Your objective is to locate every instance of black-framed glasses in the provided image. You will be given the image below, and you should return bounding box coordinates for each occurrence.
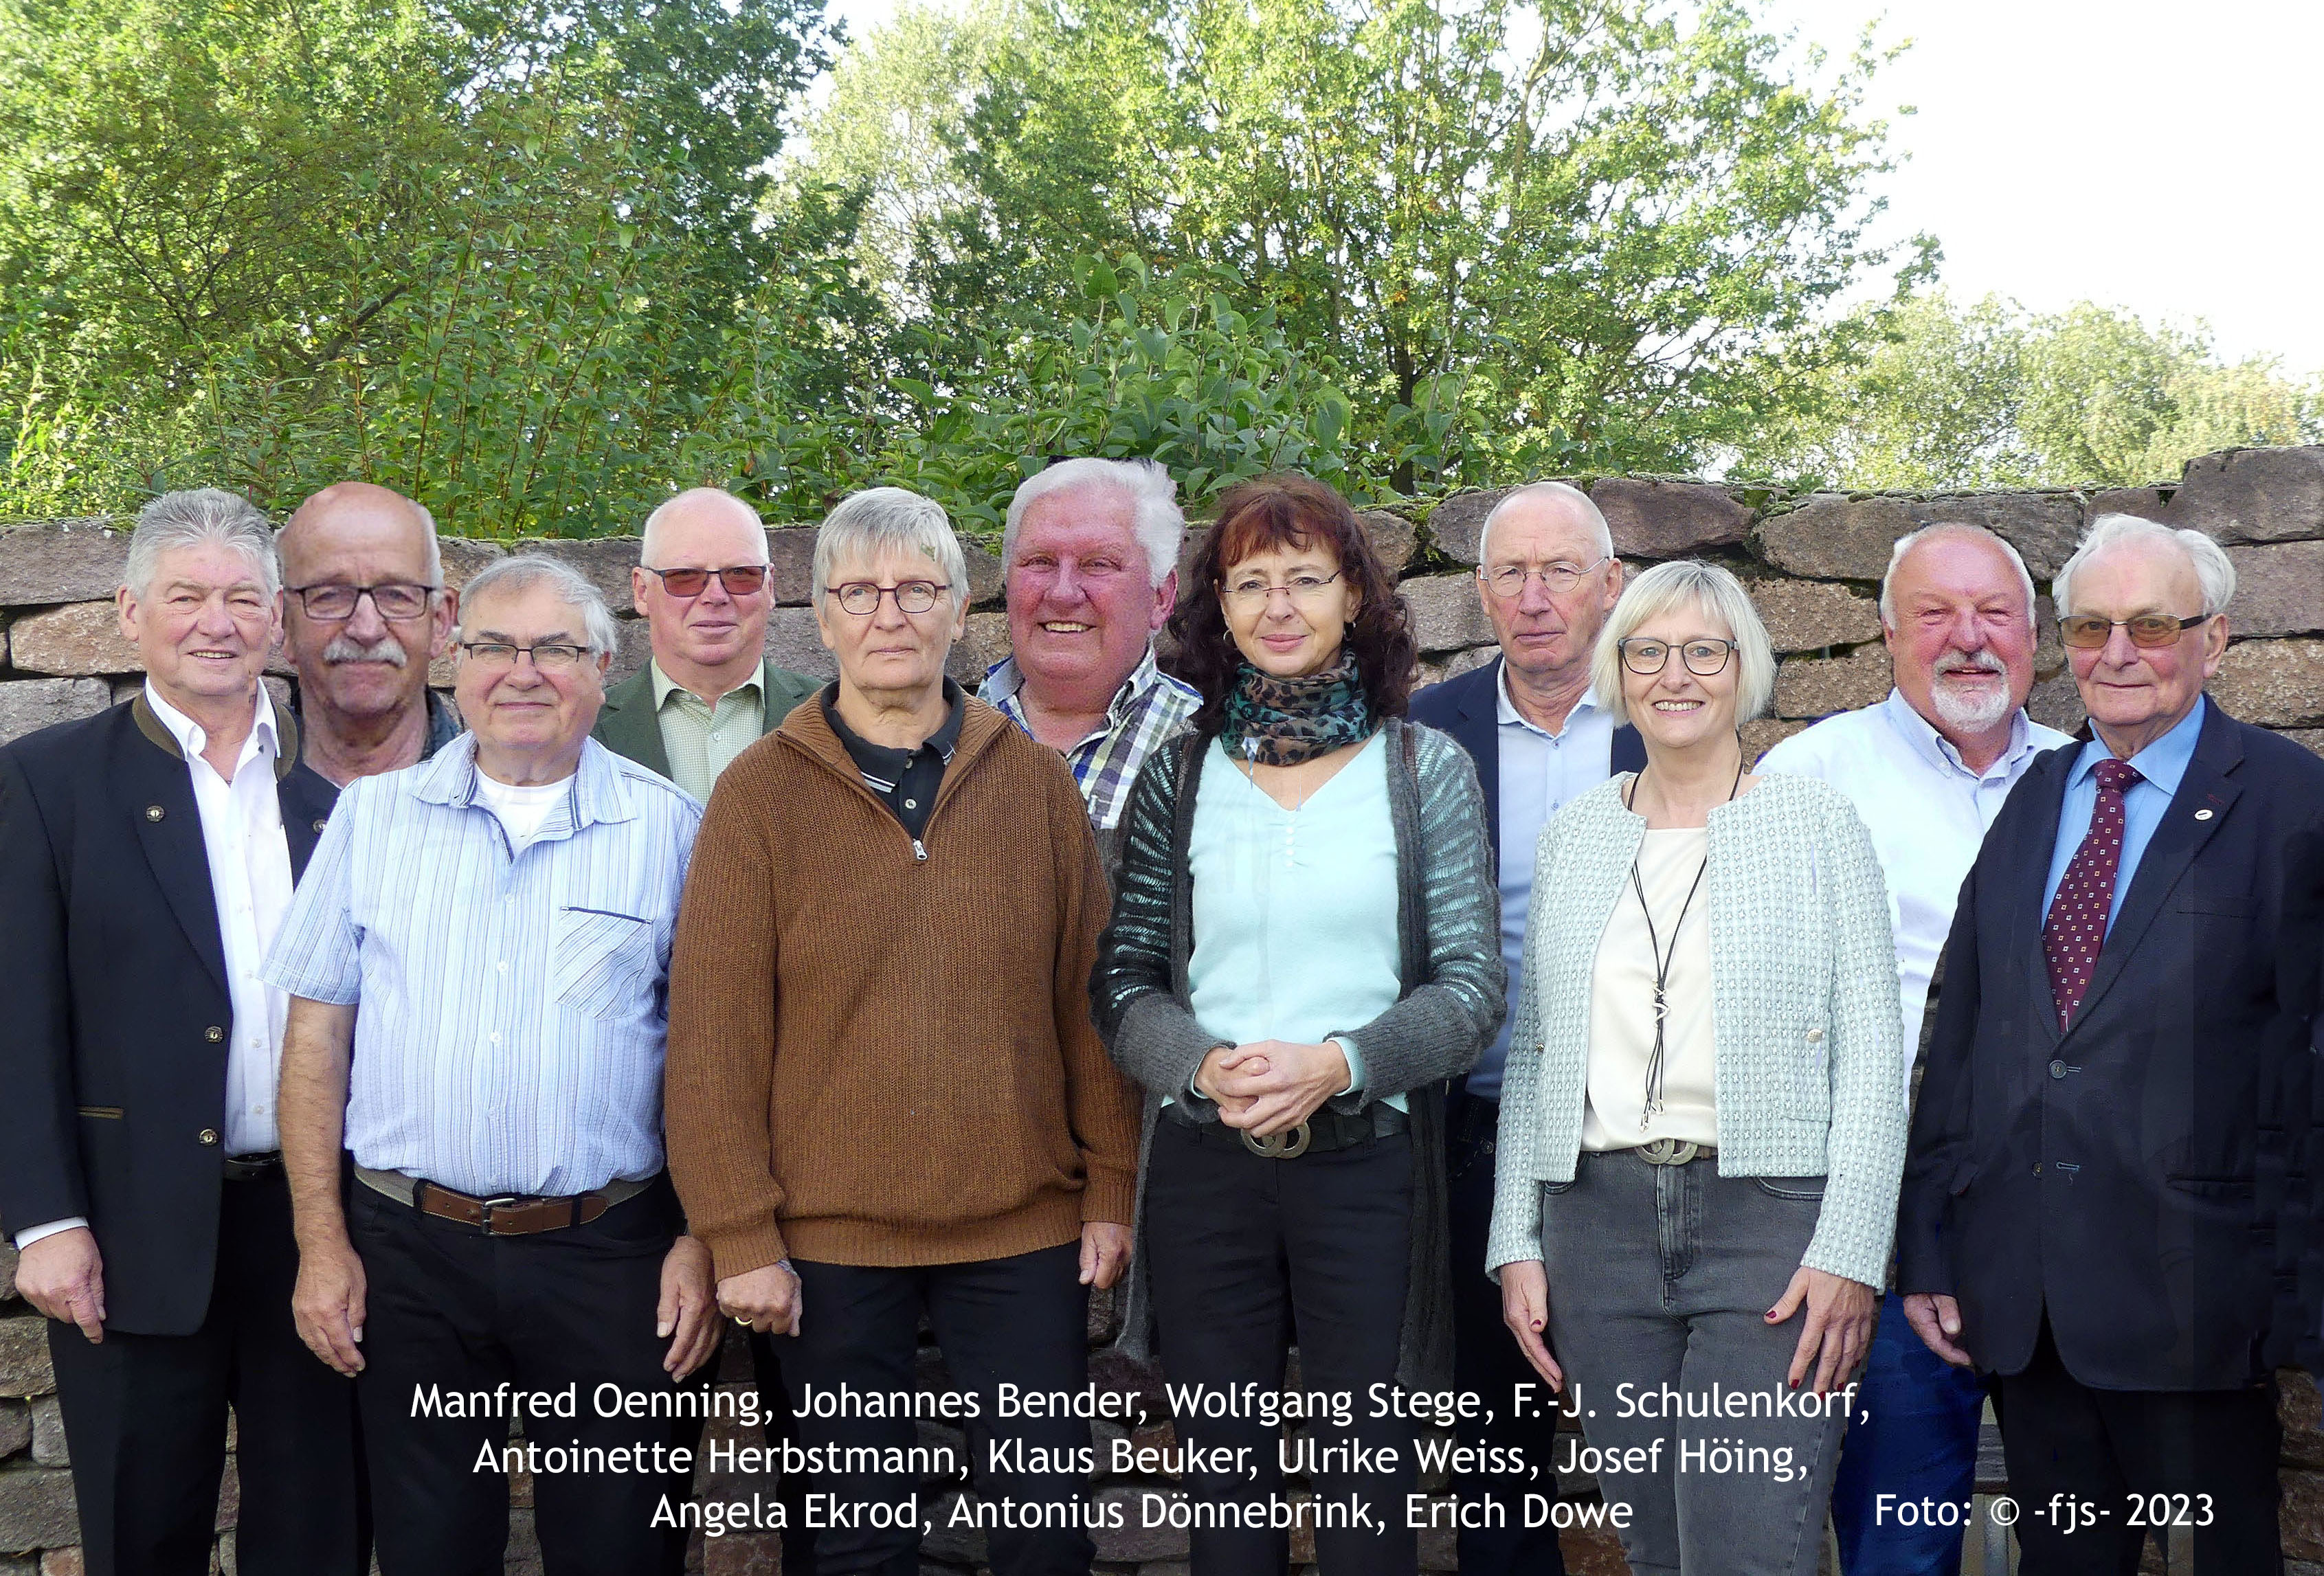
[644,565,770,598]
[827,581,948,616]
[1479,557,1609,598]
[287,582,436,622]
[1619,637,1736,677]
[458,640,592,672]
[2057,612,2210,650]
[1220,570,1343,610]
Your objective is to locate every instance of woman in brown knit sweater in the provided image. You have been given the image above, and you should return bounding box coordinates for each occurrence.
[664,486,1143,1576]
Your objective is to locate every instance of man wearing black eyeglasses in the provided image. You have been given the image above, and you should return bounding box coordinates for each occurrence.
[278,483,462,787]
[594,488,818,804]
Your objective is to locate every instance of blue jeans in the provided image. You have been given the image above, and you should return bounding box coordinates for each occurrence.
[1829,1293,1986,1576]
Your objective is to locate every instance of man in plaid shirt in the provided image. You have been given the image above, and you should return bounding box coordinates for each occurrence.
[980,458,1199,866]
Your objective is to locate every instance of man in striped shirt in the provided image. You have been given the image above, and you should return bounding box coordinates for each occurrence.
[263,554,717,1576]
[979,458,1200,864]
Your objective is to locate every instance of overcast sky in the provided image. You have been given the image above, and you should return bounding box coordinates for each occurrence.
[810,0,2324,377]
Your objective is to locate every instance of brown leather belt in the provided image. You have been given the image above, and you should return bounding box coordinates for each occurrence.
[355,1167,653,1236]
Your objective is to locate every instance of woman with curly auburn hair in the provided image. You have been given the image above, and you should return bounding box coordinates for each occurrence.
[1091,473,1503,1576]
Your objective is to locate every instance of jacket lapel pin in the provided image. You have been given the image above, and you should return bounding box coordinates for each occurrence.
[2193,808,2214,821]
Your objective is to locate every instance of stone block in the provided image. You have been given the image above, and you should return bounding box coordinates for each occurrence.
[1356,510,1420,573]
[919,1492,987,1564]
[1742,718,1809,767]
[2026,671,2088,738]
[2286,1371,2324,1470]
[1414,644,1497,692]
[0,524,132,607]
[38,1549,80,1576]
[2213,638,2324,728]
[2288,1466,2324,1563]
[1416,1509,1457,1571]
[7,604,137,677]
[1398,575,1495,655]
[2225,541,2324,638]
[0,1464,76,1554]
[2086,487,2170,524]
[1772,646,1892,721]
[1423,487,1517,564]
[0,680,110,746]
[1590,477,1751,559]
[436,538,505,596]
[23,1405,58,1470]
[0,1246,12,1304]
[768,529,816,606]
[949,612,1009,685]
[517,537,641,611]
[962,541,1005,609]
[0,1316,53,1396]
[1086,1284,1120,1347]
[1744,578,1882,653]
[1758,492,2084,581]
[0,1404,25,1459]
[1558,1520,1633,1576]
[702,1531,783,1575]
[0,1552,32,1575]
[763,608,836,683]
[1091,1485,1188,1563]
[2165,446,2324,544]
[2287,730,2324,758]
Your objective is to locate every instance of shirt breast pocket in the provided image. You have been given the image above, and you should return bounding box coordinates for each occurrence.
[551,907,659,1020]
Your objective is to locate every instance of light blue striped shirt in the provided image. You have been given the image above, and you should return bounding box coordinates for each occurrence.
[263,735,701,1197]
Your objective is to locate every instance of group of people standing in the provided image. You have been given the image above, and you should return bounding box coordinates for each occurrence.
[1,458,2317,1576]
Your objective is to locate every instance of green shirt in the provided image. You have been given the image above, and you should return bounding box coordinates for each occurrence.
[651,660,764,802]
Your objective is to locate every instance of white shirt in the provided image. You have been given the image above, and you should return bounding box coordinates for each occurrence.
[1583,825,1719,1150]
[473,771,572,847]
[1757,689,2070,1064]
[14,682,296,1251]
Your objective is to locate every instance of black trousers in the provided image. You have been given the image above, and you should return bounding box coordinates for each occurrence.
[48,1168,365,1576]
[1992,1317,2281,1575]
[1443,1093,1566,1576]
[781,1243,1095,1576]
[347,1175,693,1576]
[1145,1116,1418,1576]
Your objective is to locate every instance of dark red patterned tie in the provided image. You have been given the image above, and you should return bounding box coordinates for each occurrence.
[2044,756,2143,1031]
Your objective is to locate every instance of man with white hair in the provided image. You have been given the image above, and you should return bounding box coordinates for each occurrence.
[1758,521,2068,1576]
[0,489,364,1575]
[1901,514,2324,1573]
[594,486,820,801]
[277,482,462,785]
[979,457,1200,862]
[267,554,718,1575]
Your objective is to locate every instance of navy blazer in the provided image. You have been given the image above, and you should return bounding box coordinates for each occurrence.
[1407,653,1645,874]
[1898,700,2324,1390]
[0,695,337,1335]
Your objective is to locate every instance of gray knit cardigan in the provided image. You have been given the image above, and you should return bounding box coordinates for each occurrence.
[1090,718,1506,1388]
[1485,772,1907,1289]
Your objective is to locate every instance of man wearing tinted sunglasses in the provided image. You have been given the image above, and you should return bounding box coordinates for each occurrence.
[594,487,819,803]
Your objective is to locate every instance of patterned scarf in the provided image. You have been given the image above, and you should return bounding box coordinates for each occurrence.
[1219,651,1374,767]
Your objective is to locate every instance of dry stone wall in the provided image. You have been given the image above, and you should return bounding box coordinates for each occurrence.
[1,447,2321,1573]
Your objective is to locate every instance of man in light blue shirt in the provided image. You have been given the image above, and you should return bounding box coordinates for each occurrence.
[1759,521,2067,1576]
[265,554,717,1576]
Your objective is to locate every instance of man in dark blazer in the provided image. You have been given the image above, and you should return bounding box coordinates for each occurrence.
[1407,481,1641,1576]
[592,486,817,800]
[1899,513,2324,1574]
[0,490,361,1576]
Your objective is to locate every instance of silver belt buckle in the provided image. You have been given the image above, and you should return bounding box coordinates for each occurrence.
[1243,1122,1312,1159]
[1638,1137,1699,1166]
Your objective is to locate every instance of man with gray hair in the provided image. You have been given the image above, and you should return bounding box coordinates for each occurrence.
[1757,521,2068,1576]
[277,482,462,786]
[265,554,719,1575]
[0,488,364,1575]
[978,457,1199,861]
[1901,513,2324,1572]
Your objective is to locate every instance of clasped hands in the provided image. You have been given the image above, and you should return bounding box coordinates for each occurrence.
[1194,1039,1352,1138]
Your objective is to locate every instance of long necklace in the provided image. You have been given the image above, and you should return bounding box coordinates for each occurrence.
[1623,750,1745,1119]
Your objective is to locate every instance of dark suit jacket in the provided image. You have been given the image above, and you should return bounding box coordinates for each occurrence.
[1898,700,2324,1390]
[0,694,337,1335]
[1407,653,1645,873]
[590,657,820,783]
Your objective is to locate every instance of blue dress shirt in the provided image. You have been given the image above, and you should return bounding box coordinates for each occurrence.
[2040,696,2206,934]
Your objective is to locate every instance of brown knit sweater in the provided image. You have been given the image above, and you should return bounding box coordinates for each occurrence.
[665,692,1142,1279]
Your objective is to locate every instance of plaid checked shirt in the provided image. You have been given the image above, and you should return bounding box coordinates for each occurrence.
[980,646,1200,831]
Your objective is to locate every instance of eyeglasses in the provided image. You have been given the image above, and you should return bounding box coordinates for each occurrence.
[2057,613,2210,650]
[287,582,436,622]
[458,640,592,672]
[1479,558,1608,598]
[1221,570,1343,610]
[1619,638,1736,677]
[644,565,770,598]
[826,581,948,616]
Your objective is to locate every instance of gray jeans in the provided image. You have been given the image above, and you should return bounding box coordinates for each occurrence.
[1539,1151,1851,1576]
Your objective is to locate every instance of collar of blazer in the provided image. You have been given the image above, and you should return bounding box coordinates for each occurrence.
[131,686,302,781]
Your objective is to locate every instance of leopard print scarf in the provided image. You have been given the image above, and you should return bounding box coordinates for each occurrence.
[1219,651,1374,767]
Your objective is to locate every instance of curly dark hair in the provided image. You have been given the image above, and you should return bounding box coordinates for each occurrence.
[1170,473,1416,734]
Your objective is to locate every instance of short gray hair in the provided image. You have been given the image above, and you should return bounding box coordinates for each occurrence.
[1003,458,1185,589]
[124,488,278,599]
[812,487,967,611]
[1591,559,1778,728]
[2053,513,2237,620]
[456,553,619,655]
[1877,522,2037,629]
[1476,481,1614,567]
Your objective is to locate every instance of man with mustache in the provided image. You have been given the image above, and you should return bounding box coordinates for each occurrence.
[1757,521,2069,1576]
[277,484,461,785]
